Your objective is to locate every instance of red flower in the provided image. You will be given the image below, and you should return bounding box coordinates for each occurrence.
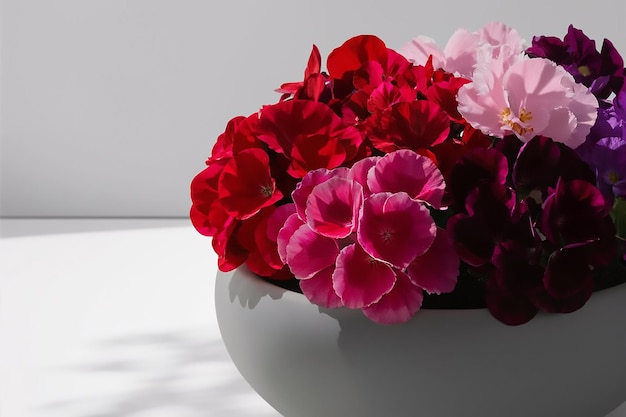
[256,100,363,177]
[276,45,330,102]
[190,159,230,236]
[366,100,450,153]
[326,35,388,82]
[218,148,283,219]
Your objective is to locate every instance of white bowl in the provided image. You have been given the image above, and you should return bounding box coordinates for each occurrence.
[215,266,626,417]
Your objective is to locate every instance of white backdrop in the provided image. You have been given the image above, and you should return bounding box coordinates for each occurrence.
[2,0,625,217]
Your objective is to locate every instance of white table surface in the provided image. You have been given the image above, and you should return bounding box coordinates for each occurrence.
[2,218,625,417]
[0,219,281,417]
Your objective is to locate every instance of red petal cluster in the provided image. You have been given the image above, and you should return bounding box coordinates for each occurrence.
[190,114,290,279]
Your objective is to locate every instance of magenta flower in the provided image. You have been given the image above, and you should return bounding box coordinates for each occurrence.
[333,243,397,308]
[292,167,350,223]
[366,149,446,209]
[357,192,436,269]
[299,266,343,308]
[407,228,459,294]
[305,176,363,239]
[285,223,339,279]
[275,149,457,324]
[362,270,424,324]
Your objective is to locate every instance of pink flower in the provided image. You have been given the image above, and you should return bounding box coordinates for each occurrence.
[274,149,458,324]
[399,22,525,78]
[367,149,446,209]
[305,176,364,239]
[407,228,459,294]
[458,57,598,148]
[357,192,436,269]
[362,270,424,324]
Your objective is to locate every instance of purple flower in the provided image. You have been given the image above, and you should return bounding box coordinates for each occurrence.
[527,25,625,99]
[578,90,626,201]
[592,137,626,199]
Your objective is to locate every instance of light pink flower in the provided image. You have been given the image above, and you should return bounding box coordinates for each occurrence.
[397,35,446,68]
[458,57,598,148]
[399,22,525,78]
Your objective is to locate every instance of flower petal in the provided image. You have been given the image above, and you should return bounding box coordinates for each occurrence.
[407,228,459,294]
[300,266,343,308]
[276,213,305,264]
[333,244,396,308]
[367,149,446,208]
[305,177,363,238]
[358,192,436,268]
[285,223,339,279]
[362,270,423,324]
[292,168,349,223]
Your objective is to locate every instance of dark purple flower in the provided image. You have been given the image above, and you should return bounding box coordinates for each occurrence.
[513,136,595,200]
[527,25,625,99]
[541,178,616,265]
[543,246,593,299]
[447,147,508,212]
[485,273,539,326]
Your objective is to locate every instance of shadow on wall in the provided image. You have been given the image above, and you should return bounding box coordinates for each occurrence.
[40,331,280,417]
[0,218,191,238]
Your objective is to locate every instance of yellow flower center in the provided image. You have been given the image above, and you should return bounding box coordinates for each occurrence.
[578,65,591,77]
[500,107,534,136]
[609,171,620,184]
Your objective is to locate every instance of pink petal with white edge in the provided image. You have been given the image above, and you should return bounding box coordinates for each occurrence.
[286,223,339,279]
[362,270,424,324]
[277,213,305,264]
[300,266,343,308]
[292,168,349,222]
[305,177,363,238]
[358,192,436,269]
[348,156,381,197]
[333,244,396,309]
[407,227,459,294]
[367,149,446,209]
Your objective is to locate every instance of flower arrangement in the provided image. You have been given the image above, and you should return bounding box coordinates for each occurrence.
[191,22,626,326]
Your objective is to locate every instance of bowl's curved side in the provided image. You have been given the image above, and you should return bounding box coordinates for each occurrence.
[215,267,626,417]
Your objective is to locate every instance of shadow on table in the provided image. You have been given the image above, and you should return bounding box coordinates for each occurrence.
[0,218,191,238]
[40,330,280,417]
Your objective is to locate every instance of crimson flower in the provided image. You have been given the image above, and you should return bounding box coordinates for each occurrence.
[256,100,363,178]
[218,148,283,220]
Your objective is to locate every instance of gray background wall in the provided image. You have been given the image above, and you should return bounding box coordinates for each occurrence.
[2,0,625,217]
